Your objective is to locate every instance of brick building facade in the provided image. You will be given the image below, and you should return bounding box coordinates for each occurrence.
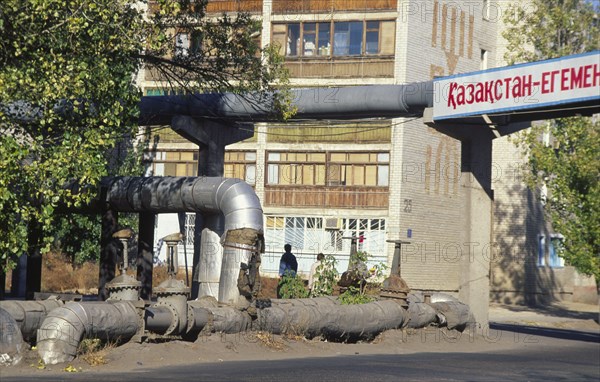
[139,1,597,313]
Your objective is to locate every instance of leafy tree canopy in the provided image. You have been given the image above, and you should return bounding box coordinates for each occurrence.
[0,0,289,270]
[503,0,599,282]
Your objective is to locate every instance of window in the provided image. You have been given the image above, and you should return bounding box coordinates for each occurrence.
[276,20,389,58]
[538,234,565,267]
[224,151,257,185]
[182,213,195,246]
[317,22,331,56]
[334,22,363,56]
[328,152,389,186]
[266,152,326,186]
[480,49,489,70]
[287,24,300,56]
[175,31,202,57]
[537,235,546,266]
[264,215,387,258]
[366,21,380,54]
[266,151,389,187]
[175,33,190,56]
[549,235,565,267]
[146,150,198,176]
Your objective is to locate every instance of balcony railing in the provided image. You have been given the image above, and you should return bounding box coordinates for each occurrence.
[272,0,396,13]
[284,56,395,78]
[264,186,389,209]
[206,0,262,13]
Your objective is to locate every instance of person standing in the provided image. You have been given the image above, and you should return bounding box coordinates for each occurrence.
[278,244,298,277]
[277,244,298,298]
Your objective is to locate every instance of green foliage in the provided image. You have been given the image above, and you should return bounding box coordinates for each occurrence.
[278,271,309,299]
[1,0,144,268]
[502,0,599,65]
[339,285,376,305]
[515,118,600,282]
[141,0,292,115]
[0,1,291,271]
[310,254,338,297]
[504,1,600,283]
[339,251,387,305]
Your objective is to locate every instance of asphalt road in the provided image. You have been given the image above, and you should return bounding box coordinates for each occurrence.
[3,326,599,382]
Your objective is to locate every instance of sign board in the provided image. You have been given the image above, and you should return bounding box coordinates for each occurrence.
[433,51,600,121]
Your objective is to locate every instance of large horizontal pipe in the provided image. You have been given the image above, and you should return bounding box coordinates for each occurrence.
[0,299,64,341]
[138,83,434,125]
[1,83,433,126]
[256,299,407,341]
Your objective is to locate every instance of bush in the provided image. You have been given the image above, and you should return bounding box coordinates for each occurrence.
[277,271,309,299]
[310,254,338,297]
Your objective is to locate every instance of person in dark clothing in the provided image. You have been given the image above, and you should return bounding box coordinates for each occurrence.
[277,244,298,298]
[278,244,298,277]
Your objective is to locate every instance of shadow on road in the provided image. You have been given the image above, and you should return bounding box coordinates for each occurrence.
[490,322,600,343]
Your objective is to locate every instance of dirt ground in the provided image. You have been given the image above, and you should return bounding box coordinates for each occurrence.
[1,300,598,378]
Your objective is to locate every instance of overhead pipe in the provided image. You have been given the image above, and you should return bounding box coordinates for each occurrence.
[102,176,263,248]
[2,82,434,126]
[101,176,263,304]
[138,82,434,125]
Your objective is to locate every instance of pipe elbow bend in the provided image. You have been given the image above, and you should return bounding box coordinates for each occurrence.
[36,303,88,365]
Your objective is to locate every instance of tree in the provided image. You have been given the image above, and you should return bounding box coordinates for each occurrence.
[0,0,289,272]
[503,0,599,283]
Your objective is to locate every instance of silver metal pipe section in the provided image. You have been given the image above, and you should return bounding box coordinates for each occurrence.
[36,301,140,365]
[0,307,25,366]
[105,176,263,304]
[0,299,64,341]
[104,176,263,246]
[406,292,474,330]
[138,82,434,125]
[197,228,223,298]
[219,244,253,306]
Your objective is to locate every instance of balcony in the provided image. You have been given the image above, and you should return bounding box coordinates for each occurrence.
[272,0,396,13]
[206,0,262,13]
[284,56,395,78]
[264,186,389,209]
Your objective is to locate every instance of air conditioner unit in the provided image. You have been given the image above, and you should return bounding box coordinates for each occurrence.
[325,218,341,230]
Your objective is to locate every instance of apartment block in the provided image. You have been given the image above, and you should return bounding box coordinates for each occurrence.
[139,1,596,309]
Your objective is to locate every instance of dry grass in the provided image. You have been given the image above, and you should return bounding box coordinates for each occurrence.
[3,253,278,298]
[41,252,99,294]
[152,265,189,287]
[78,338,116,366]
[251,331,286,350]
[3,253,192,296]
